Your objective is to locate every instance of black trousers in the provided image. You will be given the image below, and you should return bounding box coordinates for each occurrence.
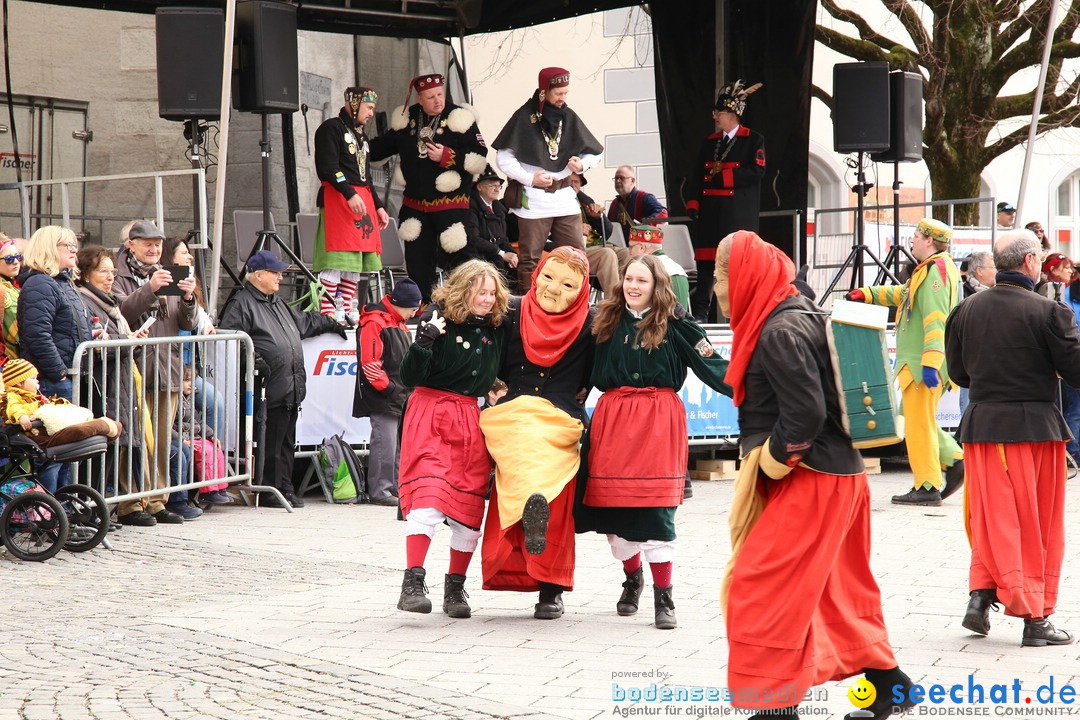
[261,403,298,494]
[692,260,719,322]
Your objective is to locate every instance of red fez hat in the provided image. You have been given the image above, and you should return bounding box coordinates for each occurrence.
[404,74,444,109]
[537,67,570,113]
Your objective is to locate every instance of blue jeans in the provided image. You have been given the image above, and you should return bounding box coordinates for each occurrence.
[1063,384,1080,459]
[169,439,192,505]
[194,376,227,437]
[958,386,970,417]
[35,376,73,493]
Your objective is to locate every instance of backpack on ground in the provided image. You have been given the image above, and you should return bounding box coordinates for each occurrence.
[318,434,367,503]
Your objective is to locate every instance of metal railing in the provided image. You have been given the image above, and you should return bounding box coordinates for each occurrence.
[0,168,208,248]
[67,332,292,510]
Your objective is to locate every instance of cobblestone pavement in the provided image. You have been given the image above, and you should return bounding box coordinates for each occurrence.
[3,461,1080,719]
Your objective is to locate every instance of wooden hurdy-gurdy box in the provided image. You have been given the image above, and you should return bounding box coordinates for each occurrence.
[827,300,904,449]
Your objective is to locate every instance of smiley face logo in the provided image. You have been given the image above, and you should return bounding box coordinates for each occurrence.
[848,679,876,708]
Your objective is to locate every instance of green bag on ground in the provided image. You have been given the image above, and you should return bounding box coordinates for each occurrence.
[318,434,367,504]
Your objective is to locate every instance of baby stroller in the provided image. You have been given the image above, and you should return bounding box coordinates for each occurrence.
[0,422,111,561]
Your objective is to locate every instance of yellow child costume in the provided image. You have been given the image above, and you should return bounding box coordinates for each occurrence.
[1,359,120,447]
[852,218,964,504]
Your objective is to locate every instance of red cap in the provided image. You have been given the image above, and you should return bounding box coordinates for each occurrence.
[537,67,570,113]
[404,74,444,109]
[1043,252,1070,274]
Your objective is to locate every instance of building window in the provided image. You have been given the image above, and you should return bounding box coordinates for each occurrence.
[1058,179,1071,217]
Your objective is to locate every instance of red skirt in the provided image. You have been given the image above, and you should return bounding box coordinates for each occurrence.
[726,467,895,709]
[585,387,686,507]
[321,181,381,253]
[965,441,1066,618]
[398,386,490,529]
[482,478,576,591]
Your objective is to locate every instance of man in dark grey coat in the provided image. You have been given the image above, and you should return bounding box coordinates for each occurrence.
[220,251,345,509]
[946,229,1080,647]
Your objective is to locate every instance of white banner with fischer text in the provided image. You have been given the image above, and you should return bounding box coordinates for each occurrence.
[296,330,371,446]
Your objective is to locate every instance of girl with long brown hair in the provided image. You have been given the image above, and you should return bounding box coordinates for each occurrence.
[579,254,731,630]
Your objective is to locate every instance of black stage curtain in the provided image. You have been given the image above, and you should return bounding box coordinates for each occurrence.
[728,0,816,262]
[652,0,816,263]
[651,0,716,218]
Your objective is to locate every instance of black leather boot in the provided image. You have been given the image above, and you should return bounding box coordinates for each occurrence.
[534,581,564,619]
[940,460,965,500]
[617,567,644,616]
[654,585,676,630]
[845,667,916,720]
[962,589,999,635]
[443,573,471,619]
[522,493,550,555]
[397,566,432,614]
[1023,617,1075,647]
[891,486,942,506]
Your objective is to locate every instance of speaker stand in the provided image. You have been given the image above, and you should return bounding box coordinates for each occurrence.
[873,162,915,286]
[819,152,898,302]
[227,114,321,307]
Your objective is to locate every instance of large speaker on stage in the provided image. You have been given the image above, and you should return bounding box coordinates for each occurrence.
[234,0,299,114]
[832,62,891,153]
[156,8,224,121]
[871,71,923,163]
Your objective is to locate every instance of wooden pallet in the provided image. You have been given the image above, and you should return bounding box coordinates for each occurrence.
[691,458,738,481]
[863,456,882,475]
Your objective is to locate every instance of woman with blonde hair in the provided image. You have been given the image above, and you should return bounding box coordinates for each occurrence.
[16,225,96,491]
[578,254,731,629]
[396,259,509,619]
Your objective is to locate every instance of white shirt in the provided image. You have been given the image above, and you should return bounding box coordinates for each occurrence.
[496,147,602,220]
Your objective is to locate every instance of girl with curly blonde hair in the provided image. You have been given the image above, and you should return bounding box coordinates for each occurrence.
[395,259,509,619]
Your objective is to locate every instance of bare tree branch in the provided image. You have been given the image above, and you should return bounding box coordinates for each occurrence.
[882,0,932,58]
[816,24,889,62]
[982,104,1080,165]
[811,84,833,111]
[819,0,903,53]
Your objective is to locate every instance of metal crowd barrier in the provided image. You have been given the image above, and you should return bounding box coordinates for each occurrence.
[68,332,292,511]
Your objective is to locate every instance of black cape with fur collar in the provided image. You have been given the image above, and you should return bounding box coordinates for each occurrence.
[492,93,602,172]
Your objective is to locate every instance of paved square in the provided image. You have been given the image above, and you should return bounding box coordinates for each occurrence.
[2,461,1078,719]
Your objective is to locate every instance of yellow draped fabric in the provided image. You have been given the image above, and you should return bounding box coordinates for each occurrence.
[479,396,583,529]
[720,446,767,615]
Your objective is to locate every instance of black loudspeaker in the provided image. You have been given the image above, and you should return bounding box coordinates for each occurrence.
[234,0,299,114]
[871,71,923,163]
[832,62,891,153]
[156,8,225,121]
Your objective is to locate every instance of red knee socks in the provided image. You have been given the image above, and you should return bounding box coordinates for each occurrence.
[649,561,673,588]
[622,554,642,574]
[449,549,473,576]
[405,534,431,569]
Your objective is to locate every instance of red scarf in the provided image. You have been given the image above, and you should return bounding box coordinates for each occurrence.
[724,231,798,406]
[519,252,591,367]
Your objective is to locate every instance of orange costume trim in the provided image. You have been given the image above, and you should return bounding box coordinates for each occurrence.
[965,440,1066,619]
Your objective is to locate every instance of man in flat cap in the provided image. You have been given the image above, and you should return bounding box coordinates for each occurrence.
[847,218,965,506]
[313,85,390,318]
[686,80,766,322]
[492,67,603,293]
[369,74,488,303]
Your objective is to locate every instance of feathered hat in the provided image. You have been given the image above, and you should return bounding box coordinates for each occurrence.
[714,79,763,116]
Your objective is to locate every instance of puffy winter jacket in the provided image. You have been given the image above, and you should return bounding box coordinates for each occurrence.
[352,297,412,417]
[16,268,92,382]
[219,281,341,408]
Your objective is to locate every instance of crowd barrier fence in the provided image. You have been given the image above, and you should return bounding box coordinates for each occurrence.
[67,332,293,511]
